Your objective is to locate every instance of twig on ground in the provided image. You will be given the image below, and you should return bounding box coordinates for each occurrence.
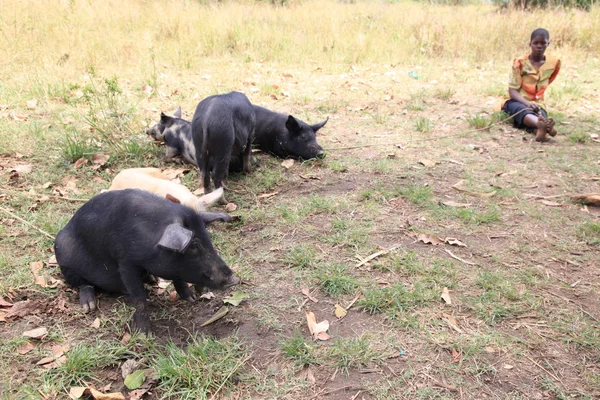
[524,354,566,388]
[0,206,54,239]
[524,193,569,199]
[209,354,251,400]
[309,386,362,400]
[444,249,476,266]
[355,244,400,267]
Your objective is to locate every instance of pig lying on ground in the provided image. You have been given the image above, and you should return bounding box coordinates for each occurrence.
[54,189,238,332]
[191,92,255,193]
[253,105,327,160]
[108,168,223,213]
[146,107,197,166]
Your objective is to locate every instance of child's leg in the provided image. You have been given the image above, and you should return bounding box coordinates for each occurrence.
[503,100,547,141]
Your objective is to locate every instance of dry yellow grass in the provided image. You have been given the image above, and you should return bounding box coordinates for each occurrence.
[1,0,598,82]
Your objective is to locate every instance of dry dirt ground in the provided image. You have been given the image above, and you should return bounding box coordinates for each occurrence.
[0,61,599,399]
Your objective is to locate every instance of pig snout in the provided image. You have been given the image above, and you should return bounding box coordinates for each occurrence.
[315,148,325,159]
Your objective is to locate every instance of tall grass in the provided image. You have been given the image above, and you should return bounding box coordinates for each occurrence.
[0,0,598,82]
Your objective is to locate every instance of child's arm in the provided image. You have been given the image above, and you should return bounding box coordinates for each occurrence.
[509,88,540,113]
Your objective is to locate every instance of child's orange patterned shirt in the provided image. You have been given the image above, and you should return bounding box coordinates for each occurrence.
[508,54,561,108]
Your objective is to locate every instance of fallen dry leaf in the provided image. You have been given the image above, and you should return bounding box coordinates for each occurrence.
[0,310,5,322]
[441,200,472,208]
[121,359,139,379]
[296,367,316,385]
[416,233,444,246]
[444,237,467,247]
[281,159,294,169]
[301,288,318,303]
[5,300,40,320]
[23,327,48,339]
[418,159,439,168]
[571,193,600,207]
[451,348,461,363]
[334,304,348,319]
[92,318,101,329]
[17,342,36,355]
[442,313,463,334]
[11,164,32,174]
[299,174,321,180]
[91,154,110,167]
[257,191,279,199]
[199,292,215,300]
[503,364,514,370]
[540,200,564,207]
[441,287,452,305]
[305,311,330,341]
[225,202,238,212]
[69,387,87,399]
[73,158,89,169]
[0,297,13,307]
[30,261,47,287]
[121,332,131,345]
[12,113,27,122]
[88,388,125,400]
[26,99,38,109]
[36,356,56,366]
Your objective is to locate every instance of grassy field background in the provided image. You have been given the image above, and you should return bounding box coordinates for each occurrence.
[1,1,599,399]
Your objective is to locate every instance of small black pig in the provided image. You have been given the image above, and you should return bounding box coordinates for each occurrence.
[54,189,239,332]
[192,92,255,193]
[253,105,328,160]
[146,107,197,166]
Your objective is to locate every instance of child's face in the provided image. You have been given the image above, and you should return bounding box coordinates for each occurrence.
[529,35,549,57]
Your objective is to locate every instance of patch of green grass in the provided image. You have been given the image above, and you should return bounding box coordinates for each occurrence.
[567,128,590,144]
[314,263,359,297]
[470,269,540,324]
[323,217,371,249]
[577,221,600,246]
[328,159,348,173]
[42,338,141,390]
[414,116,432,133]
[279,330,320,367]
[434,87,455,101]
[59,132,95,163]
[466,113,488,129]
[153,335,248,400]
[283,244,317,268]
[358,281,438,317]
[398,184,433,206]
[324,335,380,374]
[315,99,347,114]
[434,204,501,225]
[484,85,507,97]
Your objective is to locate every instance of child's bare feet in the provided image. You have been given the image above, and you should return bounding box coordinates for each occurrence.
[535,115,548,142]
[546,117,557,137]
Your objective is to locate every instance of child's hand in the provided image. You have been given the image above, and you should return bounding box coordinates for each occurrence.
[528,103,541,113]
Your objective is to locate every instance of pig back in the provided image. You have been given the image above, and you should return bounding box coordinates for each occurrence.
[61,189,204,263]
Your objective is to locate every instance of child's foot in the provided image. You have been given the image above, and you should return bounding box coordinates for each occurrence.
[546,117,557,137]
[535,116,548,142]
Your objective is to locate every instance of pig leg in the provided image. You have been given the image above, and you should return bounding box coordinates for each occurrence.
[212,155,230,190]
[119,265,151,333]
[173,280,196,302]
[242,131,253,174]
[79,285,97,313]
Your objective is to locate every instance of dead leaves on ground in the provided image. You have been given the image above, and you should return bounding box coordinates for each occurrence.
[305,311,330,341]
[413,233,467,247]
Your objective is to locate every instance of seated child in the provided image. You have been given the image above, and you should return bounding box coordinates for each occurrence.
[502,28,561,142]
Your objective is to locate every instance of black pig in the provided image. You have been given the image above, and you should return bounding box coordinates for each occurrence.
[54,189,239,332]
[253,105,328,160]
[191,92,255,193]
[145,107,197,166]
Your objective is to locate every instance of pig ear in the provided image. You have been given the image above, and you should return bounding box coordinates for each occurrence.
[199,212,233,225]
[160,112,174,125]
[311,117,329,133]
[285,115,302,135]
[173,106,182,118]
[158,223,193,253]
[165,194,181,204]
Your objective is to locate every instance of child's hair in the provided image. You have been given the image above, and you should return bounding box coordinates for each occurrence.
[530,28,549,41]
